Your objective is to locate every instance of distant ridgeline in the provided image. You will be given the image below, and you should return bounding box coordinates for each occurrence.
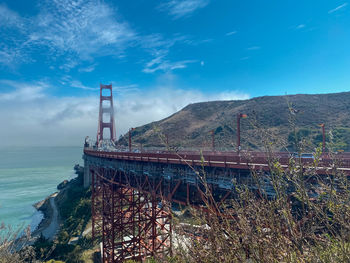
[118,91,350,152]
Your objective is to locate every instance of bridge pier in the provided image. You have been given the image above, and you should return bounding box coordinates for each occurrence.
[84,158,91,188]
[83,150,278,262]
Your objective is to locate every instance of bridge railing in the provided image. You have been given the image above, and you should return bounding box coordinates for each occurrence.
[84,140,350,172]
[84,140,292,157]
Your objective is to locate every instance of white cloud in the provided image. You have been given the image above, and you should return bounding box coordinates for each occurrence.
[0,80,249,147]
[226,31,237,36]
[212,91,250,101]
[140,34,197,73]
[0,80,47,101]
[31,0,136,60]
[0,47,22,67]
[159,0,210,19]
[78,64,97,73]
[70,80,98,91]
[114,84,140,95]
[0,5,33,67]
[143,56,197,73]
[0,4,25,29]
[0,2,197,74]
[246,46,261,51]
[240,56,250,61]
[0,0,136,69]
[328,3,348,14]
[296,24,305,29]
[139,34,178,51]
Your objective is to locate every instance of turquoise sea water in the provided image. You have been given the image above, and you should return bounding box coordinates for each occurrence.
[0,146,83,230]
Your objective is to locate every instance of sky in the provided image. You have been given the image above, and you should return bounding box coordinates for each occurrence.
[0,0,349,146]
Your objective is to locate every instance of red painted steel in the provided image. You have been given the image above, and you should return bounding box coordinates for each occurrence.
[91,167,172,262]
[97,84,116,143]
[90,82,350,262]
[85,148,350,175]
[88,147,350,262]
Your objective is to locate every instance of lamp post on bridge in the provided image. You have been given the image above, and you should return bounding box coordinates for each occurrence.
[129,128,135,152]
[237,113,247,155]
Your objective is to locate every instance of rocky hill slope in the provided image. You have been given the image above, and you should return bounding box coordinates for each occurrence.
[118,92,350,152]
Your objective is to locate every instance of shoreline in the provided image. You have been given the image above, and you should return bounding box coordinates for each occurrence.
[30,164,83,241]
[31,192,59,240]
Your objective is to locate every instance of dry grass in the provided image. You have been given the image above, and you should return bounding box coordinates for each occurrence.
[167,106,350,263]
[0,224,39,262]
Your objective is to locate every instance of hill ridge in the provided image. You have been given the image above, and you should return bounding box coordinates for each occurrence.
[118,91,350,151]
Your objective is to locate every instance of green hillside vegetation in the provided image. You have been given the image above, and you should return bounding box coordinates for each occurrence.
[118,92,350,152]
[287,127,350,151]
[34,172,94,263]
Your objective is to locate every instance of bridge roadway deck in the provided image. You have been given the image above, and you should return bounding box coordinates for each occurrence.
[84,148,350,175]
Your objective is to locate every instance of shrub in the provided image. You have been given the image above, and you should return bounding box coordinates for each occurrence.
[170,108,350,263]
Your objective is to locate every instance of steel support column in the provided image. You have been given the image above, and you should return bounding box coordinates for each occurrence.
[91,167,172,262]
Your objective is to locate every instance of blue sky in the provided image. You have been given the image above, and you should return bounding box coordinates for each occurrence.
[0,0,349,146]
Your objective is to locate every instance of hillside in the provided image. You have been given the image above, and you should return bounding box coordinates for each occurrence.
[118,92,350,152]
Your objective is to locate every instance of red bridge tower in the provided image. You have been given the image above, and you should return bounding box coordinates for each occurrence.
[97,84,116,144]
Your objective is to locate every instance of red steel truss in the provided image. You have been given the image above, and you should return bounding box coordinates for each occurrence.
[91,167,172,262]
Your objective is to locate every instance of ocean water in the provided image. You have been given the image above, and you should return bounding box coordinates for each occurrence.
[0,146,83,231]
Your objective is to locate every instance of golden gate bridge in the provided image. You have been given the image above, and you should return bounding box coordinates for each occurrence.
[84,84,350,262]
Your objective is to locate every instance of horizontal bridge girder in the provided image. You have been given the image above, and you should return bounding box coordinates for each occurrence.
[102,107,113,113]
[84,149,350,176]
[100,96,112,101]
